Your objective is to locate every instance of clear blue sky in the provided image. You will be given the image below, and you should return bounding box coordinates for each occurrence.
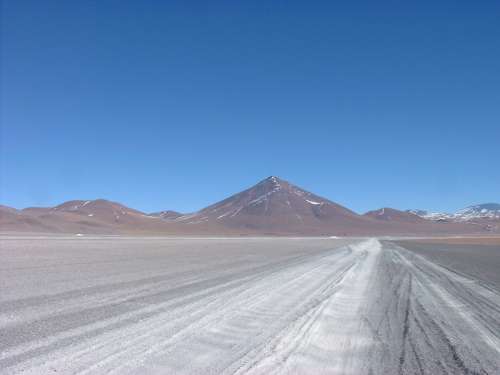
[1,0,499,214]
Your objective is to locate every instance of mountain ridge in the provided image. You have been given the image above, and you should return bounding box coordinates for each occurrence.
[408,203,500,222]
[1,177,498,235]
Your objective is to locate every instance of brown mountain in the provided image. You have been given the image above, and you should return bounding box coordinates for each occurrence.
[364,207,426,224]
[2,199,170,234]
[50,199,148,224]
[0,204,19,214]
[173,176,386,235]
[1,205,57,232]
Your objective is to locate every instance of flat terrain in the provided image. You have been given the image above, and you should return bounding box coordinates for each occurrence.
[0,236,499,374]
[401,237,500,246]
[396,239,500,289]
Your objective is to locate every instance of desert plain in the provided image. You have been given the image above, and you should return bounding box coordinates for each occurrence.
[0,235,499,374]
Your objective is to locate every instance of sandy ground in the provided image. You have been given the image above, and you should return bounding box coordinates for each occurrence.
[0,236,499,374]
[401,237,500,246]
[396,240,500,289]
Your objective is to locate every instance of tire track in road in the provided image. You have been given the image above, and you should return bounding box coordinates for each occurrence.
[1,238,499,374]
[231,239,382,375]
[89,246,359,375]
[1,242,356,374]
[378,242,500,374]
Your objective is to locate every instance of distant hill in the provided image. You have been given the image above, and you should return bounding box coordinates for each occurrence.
[2,199,167,234]
[149,210,183,220]
[364,207,426,224]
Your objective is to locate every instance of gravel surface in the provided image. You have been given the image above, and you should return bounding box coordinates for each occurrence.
[395,240,500,290]
[0,236,499,374]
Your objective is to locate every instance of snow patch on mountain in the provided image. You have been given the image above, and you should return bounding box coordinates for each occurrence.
[306,200,322,205]
[455,203,500,220]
